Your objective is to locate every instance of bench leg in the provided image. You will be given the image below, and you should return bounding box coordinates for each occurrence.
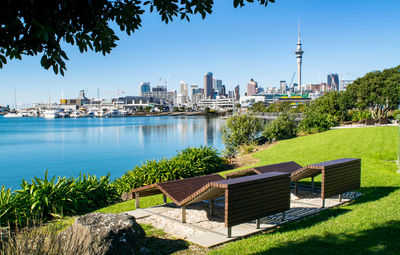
[322,198,325,208]
[339,193,342,202]
[210,199,214,217]
[163,194,167,204]
[227,227,232,238]
[281,212,285,222]
[311,177,315,192]
[182,206,186,223]
[295,181,298,195]
[256,219,261,229]
[135,193,140,209]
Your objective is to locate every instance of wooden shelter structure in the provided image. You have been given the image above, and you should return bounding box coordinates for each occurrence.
[131,172,291,237]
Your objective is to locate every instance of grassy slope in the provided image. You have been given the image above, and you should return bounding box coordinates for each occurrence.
[211,126,400,254]
[97,126,400,254]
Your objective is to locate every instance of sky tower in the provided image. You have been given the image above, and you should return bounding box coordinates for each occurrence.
[295,22,304,94]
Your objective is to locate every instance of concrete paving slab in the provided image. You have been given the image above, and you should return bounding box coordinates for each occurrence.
[125,209,152,219]
[128,191,361,248]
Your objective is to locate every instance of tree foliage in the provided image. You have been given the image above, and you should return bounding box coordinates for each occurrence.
[298,91,354,132]
[0,0,275,75]
[263,113,297,142]
[346,65,400,118]
[220,114,263,155]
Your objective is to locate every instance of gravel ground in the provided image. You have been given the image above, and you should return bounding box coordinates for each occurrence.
[137,202,225,239]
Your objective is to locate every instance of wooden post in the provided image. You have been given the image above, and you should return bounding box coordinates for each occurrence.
[210,199,214,217]
[163,194,167,204]
[135,193,140,209]
[227,227,232,238]
[339,193,342,202]
[256,219,261,229]
[182,206,186,223]
[311,177,315,192]
[295,181,298,195]
[281,212,285,222]
[322,198,325,208]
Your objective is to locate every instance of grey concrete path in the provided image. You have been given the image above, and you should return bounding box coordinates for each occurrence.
[127,191,361,248]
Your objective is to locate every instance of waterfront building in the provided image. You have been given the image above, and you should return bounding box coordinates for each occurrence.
[234,85,240,101]
[60,90,90,107]
[140,82,151,96]
[142,85,175,104]
[295,22,304,93]
[204,72,214,99]
[327,73,340,91]
[197,98,236,110]
[228,90,234,99]
[240,95,266,108]
[247,79,258,96]
[113,96,165,110]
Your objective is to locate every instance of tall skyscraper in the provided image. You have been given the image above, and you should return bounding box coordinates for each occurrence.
[234,85,240,100]
[204,72,214,99]
[247,79,258,96]
[140,82,151,96]
[327,73,339,91]
[179,81,189,103]
[295,22,304,93]
[216,79,223,95]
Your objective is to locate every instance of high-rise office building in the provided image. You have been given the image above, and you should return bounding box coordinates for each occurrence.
[234,85,240,100]
[179,81,189,103]
[190,84,198,101]
[280,81,287,93]
[247,79,258,96]
[215,79,223,95]
[327,73,339,91]
[140,82,151,96]
[204,72,214,99]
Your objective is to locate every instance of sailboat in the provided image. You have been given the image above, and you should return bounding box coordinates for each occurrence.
[4,89,22,118]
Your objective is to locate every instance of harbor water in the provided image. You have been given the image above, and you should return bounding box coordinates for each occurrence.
[0,116,224,189]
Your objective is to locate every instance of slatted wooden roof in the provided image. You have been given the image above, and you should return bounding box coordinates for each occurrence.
[172,172,290,206]
[290,158,360,181]
[131,174,224,206]
[225,161,302,179]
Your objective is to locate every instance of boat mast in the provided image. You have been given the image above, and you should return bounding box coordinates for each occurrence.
[14,89,17,110]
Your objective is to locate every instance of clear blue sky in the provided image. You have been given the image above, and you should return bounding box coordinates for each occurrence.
[1,0,399,106]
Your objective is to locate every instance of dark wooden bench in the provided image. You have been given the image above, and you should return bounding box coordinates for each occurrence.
[292,158,361,207]
[226,158,361,207]
[131,172,291,237]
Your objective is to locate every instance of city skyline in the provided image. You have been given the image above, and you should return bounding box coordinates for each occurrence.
[1,0,399,106]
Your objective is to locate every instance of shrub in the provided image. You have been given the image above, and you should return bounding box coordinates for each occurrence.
[298,112,337,133]
[220,114,263,155]
[263,114,298,142]
[172,146,223,176]
[0,172,119,228]
[349,110,372,121]
[113,146,223,194]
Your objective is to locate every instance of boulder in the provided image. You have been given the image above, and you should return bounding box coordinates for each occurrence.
[61,213,145,255]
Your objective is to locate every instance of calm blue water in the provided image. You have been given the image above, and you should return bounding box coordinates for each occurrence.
[0,116,224,189]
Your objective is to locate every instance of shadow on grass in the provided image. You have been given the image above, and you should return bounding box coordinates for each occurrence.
[141,236,189,255]
[253,220,400,255]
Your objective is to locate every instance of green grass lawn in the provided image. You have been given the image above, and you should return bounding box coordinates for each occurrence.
[99,126,400,254]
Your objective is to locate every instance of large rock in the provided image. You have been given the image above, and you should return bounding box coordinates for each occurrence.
[62,213,145,255]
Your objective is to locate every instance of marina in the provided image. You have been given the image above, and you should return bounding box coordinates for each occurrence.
[0,116,224,189]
